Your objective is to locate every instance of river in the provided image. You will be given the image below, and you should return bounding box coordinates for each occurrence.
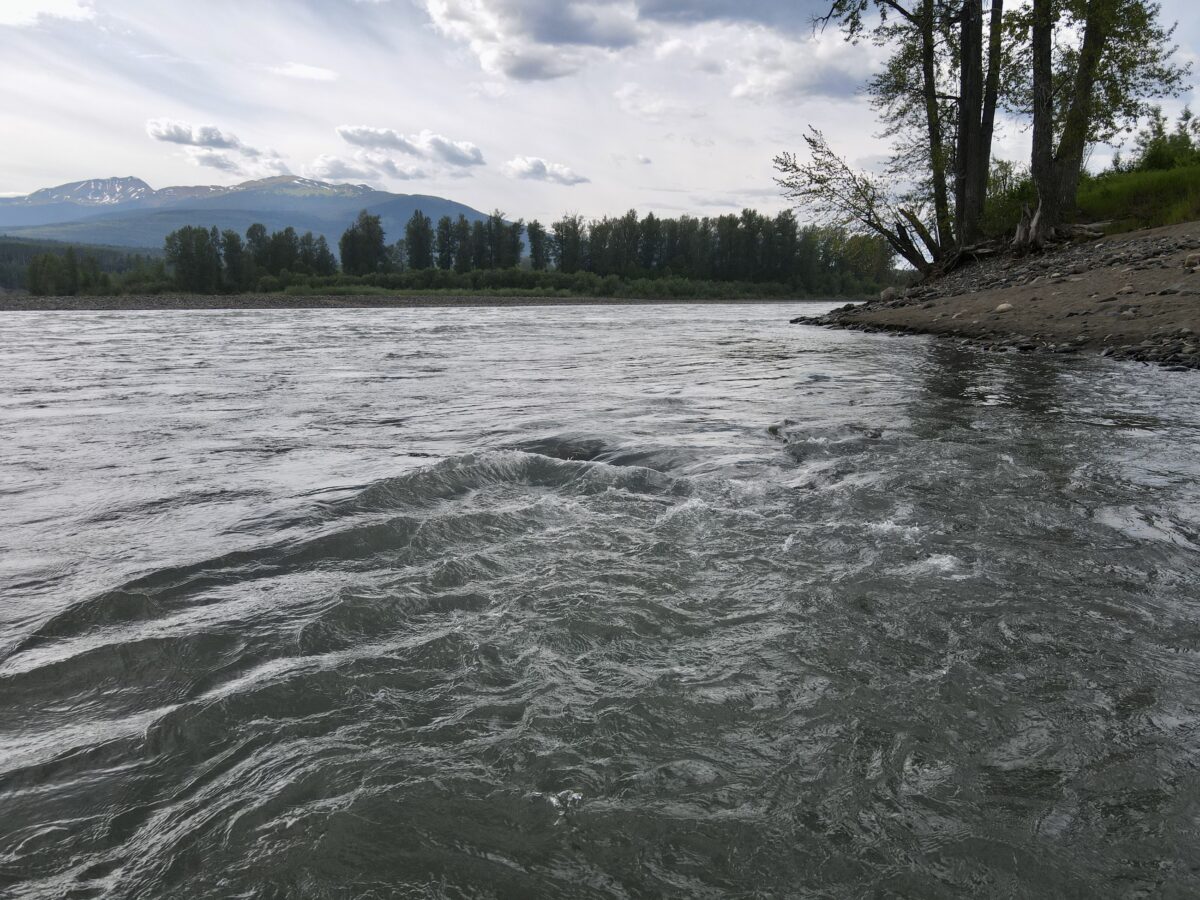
[2,303,1199,898]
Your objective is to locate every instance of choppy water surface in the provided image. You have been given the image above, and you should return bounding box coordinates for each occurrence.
[2,303,1200,898]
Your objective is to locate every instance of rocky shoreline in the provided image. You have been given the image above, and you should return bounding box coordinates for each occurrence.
[793,221,1200,371]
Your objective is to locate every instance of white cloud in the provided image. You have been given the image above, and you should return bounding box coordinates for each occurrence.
[147,119,289,179]
[0,0,92,27]
[337,126,420,154]
[183,147,291,178]
[422,0,642,80]
[184,148,244,174]
[267,61,338,81]
[304,150,426,183]
[727,27,879,103]
[336,126,485,167]
[147,119,242,150]
[503,155,589,185]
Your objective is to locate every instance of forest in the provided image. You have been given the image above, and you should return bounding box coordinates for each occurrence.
[22,208,897,299]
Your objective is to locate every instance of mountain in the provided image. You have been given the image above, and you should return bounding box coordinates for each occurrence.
[0,175,489,249]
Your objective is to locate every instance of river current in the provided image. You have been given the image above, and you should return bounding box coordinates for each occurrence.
[2,303,1199,898]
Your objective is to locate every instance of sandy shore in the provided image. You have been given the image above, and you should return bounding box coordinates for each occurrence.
[0,294,831,312]
[795,221,1200,371]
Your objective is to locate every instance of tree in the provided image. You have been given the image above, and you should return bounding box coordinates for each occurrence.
[820,0,959,256]
[526,220,548,270]
[61,246,80,295]
[453,215,473,272]
[638,213,663,273]
[435,215,457,269]
[1012,0,1189,247]
[471,220,489,269]
[164,225,222,293]
[220,229,253,291]
[339,210,387,276]
[27,253,63,296]
[245,223,270,273]
[504,218,524,269]
[776,129,932,273]
[1123,105,1200,171]
[405,210,435,270]
[268,227,300,275]
[550,215,586,273]
[955,0,1006,246]
[312,235,338,276]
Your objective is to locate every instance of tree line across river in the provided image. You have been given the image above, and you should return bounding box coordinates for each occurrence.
[24,207,896,299]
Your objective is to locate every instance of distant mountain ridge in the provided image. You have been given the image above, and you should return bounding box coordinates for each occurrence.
[0,175,489,249]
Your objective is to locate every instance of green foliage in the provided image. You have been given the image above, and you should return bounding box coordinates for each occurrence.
[20,205,898,298]
[1114,105,1200,172]
[1078,164,1200,229]
[435,215,456,270]
[980,158,1037,239]
[1002,0,1191,146]
[981,151,1200,236]
[526,220,548,271]
[164,226,223,293]
[3,237,157,292]
[339,210,387,276]
[405,210,435,270]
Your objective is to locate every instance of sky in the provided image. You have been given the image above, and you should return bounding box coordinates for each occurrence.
[1,0,1196,222]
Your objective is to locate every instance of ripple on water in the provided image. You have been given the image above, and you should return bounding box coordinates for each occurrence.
[1,306,1200,898]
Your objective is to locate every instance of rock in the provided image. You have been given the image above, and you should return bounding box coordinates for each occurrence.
[995,303,1013,312]
[1097,295,1118,303]
[1185,252,1200,268]
[880,287,897,302]
[1117,285,1136,295]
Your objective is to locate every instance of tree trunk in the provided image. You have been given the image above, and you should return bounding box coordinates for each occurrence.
[920,0,954,253]
[1027,0,1058,248]
[973,0,1004,221]
[955,0,985,247]
[1052,0,1111,217]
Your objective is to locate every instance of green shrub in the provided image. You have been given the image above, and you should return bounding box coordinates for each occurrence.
[1078,165,1200,231]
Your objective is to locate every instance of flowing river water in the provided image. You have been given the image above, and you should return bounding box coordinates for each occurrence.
[2,303,1199,898]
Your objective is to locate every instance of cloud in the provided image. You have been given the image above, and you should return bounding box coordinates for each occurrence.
[421,131,485,166]
[183,147,292,178]
[184,148,244,174]
[0,0,93,27]
[637,154,652,165]
[336,126,485,167]
[614,82,697,121]
[503,155,589,185]
[636,0,805,30]
[304,151,426,182]
[148,119,290,178]
[337,125,420,154]
[727,28,879,102]
[148,118,250,153]
[422,0,642,80]
[267,61,338,81]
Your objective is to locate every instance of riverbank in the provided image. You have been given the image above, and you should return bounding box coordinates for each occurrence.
[793,221,1200,371]
[0,293,844,312]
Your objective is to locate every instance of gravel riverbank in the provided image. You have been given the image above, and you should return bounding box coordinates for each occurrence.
[793,221,1200,371]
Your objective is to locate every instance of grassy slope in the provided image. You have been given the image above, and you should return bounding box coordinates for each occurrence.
[1078,165,1200,232]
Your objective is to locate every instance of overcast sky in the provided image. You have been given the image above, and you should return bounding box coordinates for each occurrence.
[1,0,1195,222]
